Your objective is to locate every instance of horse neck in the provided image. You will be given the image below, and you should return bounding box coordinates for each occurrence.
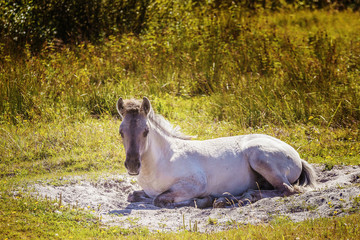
[140,126,174,174]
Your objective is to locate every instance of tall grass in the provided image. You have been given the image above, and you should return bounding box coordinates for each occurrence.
[1,6,359,127]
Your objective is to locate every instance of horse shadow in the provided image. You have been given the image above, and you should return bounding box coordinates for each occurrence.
[108,199,159,216]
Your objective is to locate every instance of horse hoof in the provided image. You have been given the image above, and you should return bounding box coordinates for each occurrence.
[128,191,150,202]
[127,193,136,202]
[213,200,226,208]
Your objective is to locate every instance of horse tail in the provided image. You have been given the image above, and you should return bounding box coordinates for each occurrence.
[297,160,317,188]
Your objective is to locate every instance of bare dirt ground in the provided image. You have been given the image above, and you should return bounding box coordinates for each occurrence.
[33,165,360,232]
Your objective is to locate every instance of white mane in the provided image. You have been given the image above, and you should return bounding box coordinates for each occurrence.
[148,111,193,140]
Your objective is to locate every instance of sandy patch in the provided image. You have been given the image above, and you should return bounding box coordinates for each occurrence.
[33,165,360,232]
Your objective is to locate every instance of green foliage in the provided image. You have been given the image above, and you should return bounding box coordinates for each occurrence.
[1,0,359,54]
[1,7,359,127]
[0,0,150,53]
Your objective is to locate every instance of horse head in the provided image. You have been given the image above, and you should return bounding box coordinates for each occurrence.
[116,97,151,175]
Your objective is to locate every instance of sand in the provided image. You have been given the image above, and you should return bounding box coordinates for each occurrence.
[33,164,360,232]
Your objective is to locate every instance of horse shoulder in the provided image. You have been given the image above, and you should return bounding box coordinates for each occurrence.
[138,152,207,198]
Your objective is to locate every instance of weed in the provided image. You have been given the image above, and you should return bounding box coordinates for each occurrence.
[270,215,292,225]
[208,217,218,225]
[347,195,360,214]
[226,219,237,226]
[126,216,140,226]
[288,200,318,213]
[324,163,335,171]
[158,222,167,229]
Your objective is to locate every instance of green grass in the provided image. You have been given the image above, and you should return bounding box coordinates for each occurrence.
[1,9,359,127]
[1,3,360,239]
[0,113,359,239]
[0,116,124,178]
[1,105,359,179]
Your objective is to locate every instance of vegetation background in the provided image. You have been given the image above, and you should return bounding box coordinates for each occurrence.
[0,0,359,239]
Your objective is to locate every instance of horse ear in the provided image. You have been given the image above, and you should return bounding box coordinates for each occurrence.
[141,97,151,116]
[116,97,124,118]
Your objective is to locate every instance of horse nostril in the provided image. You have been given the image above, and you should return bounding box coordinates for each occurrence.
[125,153,141,174]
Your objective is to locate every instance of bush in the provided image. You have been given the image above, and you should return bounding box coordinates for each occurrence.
[0,0,150,53]
[1,0,359,55]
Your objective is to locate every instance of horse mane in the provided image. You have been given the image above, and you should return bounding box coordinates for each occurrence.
[122,99,193,140]
[148,111,193,140]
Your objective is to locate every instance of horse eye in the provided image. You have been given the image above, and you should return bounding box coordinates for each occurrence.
[143,128,149,137]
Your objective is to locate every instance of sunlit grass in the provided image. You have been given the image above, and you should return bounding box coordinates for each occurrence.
[1,9,359,127]
[1,103,358,180]
[0,116,124,178]
[0,4,359,239]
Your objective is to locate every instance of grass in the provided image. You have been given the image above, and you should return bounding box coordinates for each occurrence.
[0,116,124,178]
[1,9,359,127]
[1,104,358,179]
[1,2,360,239]
[0,113,359,239]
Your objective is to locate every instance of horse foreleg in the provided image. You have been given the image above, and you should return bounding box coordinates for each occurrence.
[153,178,210,208]
[128,190,152,203]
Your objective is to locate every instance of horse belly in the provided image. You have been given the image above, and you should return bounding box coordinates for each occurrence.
[204,160,257,197]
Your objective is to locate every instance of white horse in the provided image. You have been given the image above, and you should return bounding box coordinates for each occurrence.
[116,97,316,208]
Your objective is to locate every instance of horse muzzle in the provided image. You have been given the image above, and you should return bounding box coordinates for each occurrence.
[125,154,141,176]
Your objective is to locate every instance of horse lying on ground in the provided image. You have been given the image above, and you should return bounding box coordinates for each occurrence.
[116,97,316,208]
